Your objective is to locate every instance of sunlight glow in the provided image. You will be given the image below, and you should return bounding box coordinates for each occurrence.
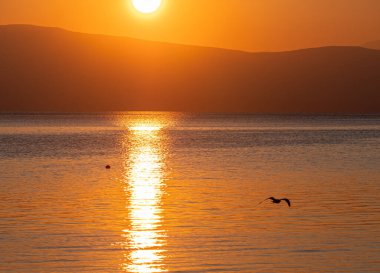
[131,0,162,14]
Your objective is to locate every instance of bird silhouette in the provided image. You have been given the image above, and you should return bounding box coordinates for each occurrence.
[257,197,291,207]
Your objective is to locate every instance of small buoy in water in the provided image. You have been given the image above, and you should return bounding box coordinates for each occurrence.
[105,165,111,169]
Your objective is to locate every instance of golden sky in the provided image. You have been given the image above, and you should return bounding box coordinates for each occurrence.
[1,0,380,52]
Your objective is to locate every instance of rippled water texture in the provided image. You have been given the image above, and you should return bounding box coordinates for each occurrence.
[0,113,379,272]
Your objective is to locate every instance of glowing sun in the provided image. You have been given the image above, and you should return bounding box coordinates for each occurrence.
[131,0,162,14]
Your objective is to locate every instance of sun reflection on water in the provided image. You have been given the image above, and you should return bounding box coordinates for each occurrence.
[123,120,167,273]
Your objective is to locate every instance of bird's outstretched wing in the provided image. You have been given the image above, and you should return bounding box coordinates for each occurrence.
[281,198,291,207]
[254,197,272,208]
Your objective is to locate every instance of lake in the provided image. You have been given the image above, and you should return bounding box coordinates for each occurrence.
[0,113,379,272]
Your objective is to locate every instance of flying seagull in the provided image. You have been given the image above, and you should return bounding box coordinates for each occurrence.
[257,197,291,207]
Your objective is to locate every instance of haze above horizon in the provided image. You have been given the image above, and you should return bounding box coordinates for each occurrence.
[1,0,380,52]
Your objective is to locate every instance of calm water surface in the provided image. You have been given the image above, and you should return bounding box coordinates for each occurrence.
[0,113,379,272]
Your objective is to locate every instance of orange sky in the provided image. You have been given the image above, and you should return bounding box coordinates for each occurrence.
[1,0,380,52]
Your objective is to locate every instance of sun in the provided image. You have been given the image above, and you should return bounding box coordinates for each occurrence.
[131,0,162,14]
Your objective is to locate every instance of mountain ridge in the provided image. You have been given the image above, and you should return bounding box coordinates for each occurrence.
[362,40,380,50]
[1,24,379,113]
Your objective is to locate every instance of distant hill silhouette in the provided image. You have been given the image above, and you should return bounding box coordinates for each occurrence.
[362,40,380,50]
[1,24,379,113]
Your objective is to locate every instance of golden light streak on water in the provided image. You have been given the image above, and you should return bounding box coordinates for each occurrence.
[129,125,162,132]
[123,121,167,273]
